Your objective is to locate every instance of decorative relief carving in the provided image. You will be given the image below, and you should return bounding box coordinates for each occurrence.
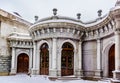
[47,28,50,33]
[104,26,108,32]
[41,29,45,34]
[95,30,99,35]
[29,15,115,41]
[9,40,33,48]
[111,20,115,26]
[77,31,80,35]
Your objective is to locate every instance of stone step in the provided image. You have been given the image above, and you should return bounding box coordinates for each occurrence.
[48,76,81,81]
[98,79,111,83]
[57,77,80,80]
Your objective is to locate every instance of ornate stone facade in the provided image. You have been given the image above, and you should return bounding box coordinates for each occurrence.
[0,1,120,82]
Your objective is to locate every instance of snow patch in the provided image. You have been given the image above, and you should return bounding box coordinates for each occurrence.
[0,74,109,83]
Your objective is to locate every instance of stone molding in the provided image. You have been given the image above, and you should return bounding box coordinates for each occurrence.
[29,14,115,41]
[8,40,33,48]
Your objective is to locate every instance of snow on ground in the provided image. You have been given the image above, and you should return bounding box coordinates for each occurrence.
[0,74,110,83]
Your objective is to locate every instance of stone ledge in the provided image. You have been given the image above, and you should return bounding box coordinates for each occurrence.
[0,72,9,76]
[48,77,57,81]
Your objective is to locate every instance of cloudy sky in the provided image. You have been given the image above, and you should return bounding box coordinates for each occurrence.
[0,0,117,23]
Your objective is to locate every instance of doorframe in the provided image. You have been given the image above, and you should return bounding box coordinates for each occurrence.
[61,45,74,76]
[60,39,76,76]
[39,43,49,75]
[17,53,29,73]
[108,44,115,77]
[37,40,50,75]
[102,40,115,77]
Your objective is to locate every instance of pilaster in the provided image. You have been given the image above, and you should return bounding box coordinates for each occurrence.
[10,47,16,75]
[112,30,120,80]
[31,41,39,75]
[29,48,33,74]
[94,39,102,78]
[49,38,57,77]
[110,1,120,82]
[76,40,83,77]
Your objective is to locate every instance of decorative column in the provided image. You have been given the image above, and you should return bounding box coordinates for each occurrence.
[29,48,33,74]
[31,42,38,75]
[115,31,120,71]
[10,47,16,75]
[112,30,120,80]
[57,48,62,76]
[49,38,57,77]
[111,3,120,80]
[76,40,83,77]
[95,39,102,78]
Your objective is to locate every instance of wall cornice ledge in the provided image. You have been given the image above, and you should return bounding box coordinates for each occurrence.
[85,14,113,30]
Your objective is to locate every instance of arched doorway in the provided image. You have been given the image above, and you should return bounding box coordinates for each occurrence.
[61,42,74,76]
[40,43,49,75]
[17,53,29,73]
[108,44,115,77]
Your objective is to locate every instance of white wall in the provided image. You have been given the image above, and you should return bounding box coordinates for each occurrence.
[82,40,97,76]
[0,20,29,56]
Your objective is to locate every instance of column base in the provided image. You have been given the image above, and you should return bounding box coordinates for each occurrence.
[10,69,16,75]
[56,70,61,76]
[31,69,39,75]
[94,70,103,79]
[49,69,57,77]
[113,70,120,80]
[28,68,32,74]
[75,69,83,77]
[111,79,120,83]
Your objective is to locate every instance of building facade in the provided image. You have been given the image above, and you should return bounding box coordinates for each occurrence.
[0,0,120,82]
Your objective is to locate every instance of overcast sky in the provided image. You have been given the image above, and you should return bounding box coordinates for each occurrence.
[0,0,117,23]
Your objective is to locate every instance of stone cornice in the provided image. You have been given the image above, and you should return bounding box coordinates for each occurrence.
[8,38,32,41]
[85,14,113,30]
[30,13,113,33]
[8,39,33,48]
[0,9,32,27]
[30,22,85,32]
[0,15,30,28]
[7,32,32,41]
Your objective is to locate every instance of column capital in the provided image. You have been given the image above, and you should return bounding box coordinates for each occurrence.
[97,39,101,43]
[12,47,15,50]
[52,37,57,40]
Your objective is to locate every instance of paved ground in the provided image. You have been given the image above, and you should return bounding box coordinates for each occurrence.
[0,74,110,83]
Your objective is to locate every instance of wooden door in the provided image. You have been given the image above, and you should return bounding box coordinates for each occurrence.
[40,43,49,75]
[17,54,29,73]
[61,43,74,76]
[109,44,115,77]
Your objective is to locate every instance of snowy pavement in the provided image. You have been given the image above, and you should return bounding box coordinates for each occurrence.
[0,74,110,83]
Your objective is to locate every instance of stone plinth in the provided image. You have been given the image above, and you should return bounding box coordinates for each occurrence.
[111,79,120,83]
[94,70,103,79]
[75,70,83,77]
[49,69,57,77]
[113,71,120,80]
